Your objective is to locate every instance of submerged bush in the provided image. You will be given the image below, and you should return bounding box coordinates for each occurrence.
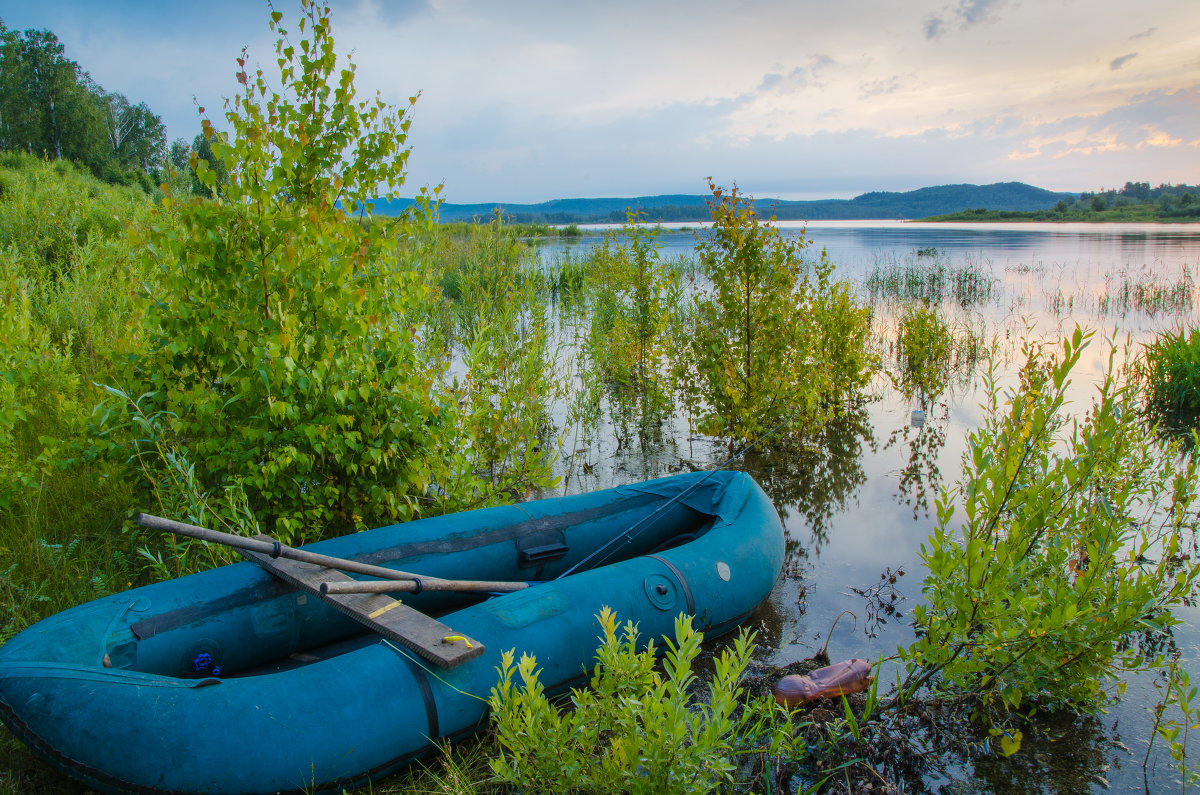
[890,302,985,405]
[678,180,873,443]
[893,302,952,402]
[1139,326,1200,431]
[899,329,1200,733]
[412,218,560,509]
[585,214,681,422]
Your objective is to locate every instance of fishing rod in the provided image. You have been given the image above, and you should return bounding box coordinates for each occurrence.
[554,415,793,580]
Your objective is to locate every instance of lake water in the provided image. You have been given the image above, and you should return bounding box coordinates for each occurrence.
[537,222,1200,793]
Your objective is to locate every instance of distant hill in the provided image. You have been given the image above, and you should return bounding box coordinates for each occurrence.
[368,182,1078,224]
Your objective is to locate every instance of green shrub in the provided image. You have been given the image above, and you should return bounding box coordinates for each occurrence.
[899,329,1200,731]
[489,608,757,794]
[0,259,84,512]
[1139,326,1200,429]
[114,1,528,543]
[0,151,144,280]
[585,214,680,421]
[678,180,873,443]
[893,302,953,402]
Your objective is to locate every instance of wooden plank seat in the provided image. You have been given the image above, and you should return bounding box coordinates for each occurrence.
[240,539,485,669]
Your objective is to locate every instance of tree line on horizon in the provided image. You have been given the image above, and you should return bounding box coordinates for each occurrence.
[1074,181,1199,214]
[927,180,1200,222]
[0,18,225,196]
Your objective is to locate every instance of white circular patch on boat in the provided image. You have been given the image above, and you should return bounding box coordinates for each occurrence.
[715,561,731,581]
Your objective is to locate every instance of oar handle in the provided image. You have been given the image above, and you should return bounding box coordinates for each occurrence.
[138,514,418,580]
[136,513,529,594]
[320,579,526,595]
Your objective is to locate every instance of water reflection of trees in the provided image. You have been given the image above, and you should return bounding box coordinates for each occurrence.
[791,698,1119,794]
[555,395,874,565]
[740,403,875,558]
[885,399,949,519]
[961,710,1115,795]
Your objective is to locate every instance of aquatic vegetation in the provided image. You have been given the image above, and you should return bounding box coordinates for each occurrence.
[542,249,591,308]
[864,250,998,309]
[889,303,987,405]
[1095,266,1198,318]
[678,180,874,443]
[584,213,681,426]
[427,217,538,342]
[1137,326,1200,432]
[899,329,1200,735]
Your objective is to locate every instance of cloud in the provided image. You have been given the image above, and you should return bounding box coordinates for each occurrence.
[348,0,430,25]
[1110,53,1137,70]
[1136,125,1183,149]
[957,0,1005,26]
[859,76,901,99]
[749,56,837,102]
[12,0,1199,202]
[758,73,784,92]
[924,0,1007,39]
[809,55,836,75]
[1004,87,1199,168]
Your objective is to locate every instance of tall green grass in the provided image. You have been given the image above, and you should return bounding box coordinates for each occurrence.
[1139,327,1200,432]
[0,154,152,620]
[0,153,156,794]
[1097,267,1198,318]
[864,250,998,309]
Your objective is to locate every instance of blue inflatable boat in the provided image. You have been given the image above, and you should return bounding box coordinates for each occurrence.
[0,470,784,794]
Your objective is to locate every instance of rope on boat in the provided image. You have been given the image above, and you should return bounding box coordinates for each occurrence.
[381,639,489,704]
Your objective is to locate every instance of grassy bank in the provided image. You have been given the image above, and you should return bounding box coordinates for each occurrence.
[922,182,1200,222]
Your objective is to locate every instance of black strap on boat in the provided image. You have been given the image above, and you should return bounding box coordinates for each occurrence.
[555,416,791,580]
[398,651,439,741]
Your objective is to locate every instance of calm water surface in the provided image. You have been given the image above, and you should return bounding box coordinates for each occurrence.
[538,222,1200,793]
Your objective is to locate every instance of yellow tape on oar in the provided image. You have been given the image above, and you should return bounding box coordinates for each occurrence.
[442,635,474,649]
[367,600,403,619]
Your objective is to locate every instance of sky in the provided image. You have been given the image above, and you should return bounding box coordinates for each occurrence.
[2,0,1199,203]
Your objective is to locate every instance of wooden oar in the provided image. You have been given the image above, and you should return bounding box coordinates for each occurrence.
[136,513,529,594]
